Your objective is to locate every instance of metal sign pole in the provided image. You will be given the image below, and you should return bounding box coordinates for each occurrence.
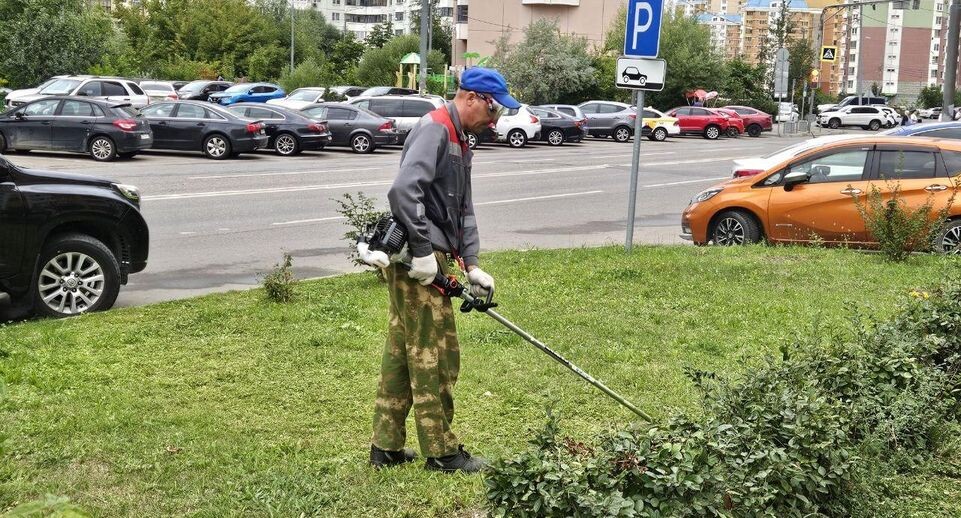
[625,89,645,252]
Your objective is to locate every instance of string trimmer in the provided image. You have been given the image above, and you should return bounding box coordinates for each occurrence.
[360,216,652,422]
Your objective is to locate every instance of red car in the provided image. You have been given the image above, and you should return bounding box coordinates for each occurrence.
[666,106,731,140]
[712,108,745,137]
[721,105,773,137]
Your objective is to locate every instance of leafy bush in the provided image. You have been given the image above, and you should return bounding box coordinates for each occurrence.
[261,253,296,303]
[486,270,961,516]
[333,192,389,270]
[852,179,956,261]
[278,57,338,93]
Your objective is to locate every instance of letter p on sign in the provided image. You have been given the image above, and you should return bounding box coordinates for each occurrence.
[624,0,664,59]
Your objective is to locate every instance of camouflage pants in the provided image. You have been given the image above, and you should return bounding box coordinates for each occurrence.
[371,252,460,458]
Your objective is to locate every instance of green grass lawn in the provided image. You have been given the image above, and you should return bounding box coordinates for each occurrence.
[1,246,959,516]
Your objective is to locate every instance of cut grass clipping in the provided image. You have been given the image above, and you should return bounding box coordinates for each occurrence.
[1,246,959,516]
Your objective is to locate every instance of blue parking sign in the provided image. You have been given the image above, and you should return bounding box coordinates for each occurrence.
[623,0,664,58]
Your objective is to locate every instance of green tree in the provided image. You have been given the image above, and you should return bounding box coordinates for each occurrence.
[410,0,453,65]
[489,19,596,105]
[0,0,115,88]
[722,58,777,114]
[278,56,338,92]
[788,38,815,102]
[329,34,366,84]
[364,20,395,49]
[916,85,942,109]
[356,35,445,87]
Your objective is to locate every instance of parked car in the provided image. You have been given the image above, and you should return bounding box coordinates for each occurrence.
[877,106,900,128]
[208,83,285,106]
[818,105,887,130]
[680,136,961,253]
[3,77,66,109]
[494,105,542,148]
[171,81,189,91]
[139,80,180,103]
[724,105,774,137]
[917,107,936,119]
[226,103,331,156]
[712,108,745,137]
[665,106,731,140]
[639,107,680,141]
[0,97,153,161]
[528,107,584,146]
[540,104,587,123]
[348,95,445,137]
[729,134,865,178]
[139,101,267,159]
[12,76,150,109]
[883,121,961,140]
[817,95,887,114]
[0,153,148,317]
[329,85,367,101]
[358,86,418,97]
[930,107,943,120]
[578,101,637,142]
[464,126,497,149]
[301,103,400,153]
[176,80,234,102]
[775,102,799,123]
[266,87,327,110]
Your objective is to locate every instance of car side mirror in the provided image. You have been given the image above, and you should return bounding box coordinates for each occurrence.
[783,170,809,191]
[76,91,88,96]
[14,111,25,120]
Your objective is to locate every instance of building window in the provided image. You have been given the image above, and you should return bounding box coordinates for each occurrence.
[456,4,467,23]
[346,13,387,23]
[936,16,943,25]
[394,29,403,35]
[935,43,940,51]
[331,12,340,20]
[933,56,939,63]
[394,11,404,20]
[932,69,938,77]
[886,68,895,72]
[848,80,854,88]
[850,66,856,74]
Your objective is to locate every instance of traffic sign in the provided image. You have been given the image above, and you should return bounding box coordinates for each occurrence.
[820,46,837,62]
[623,0,664,58]
[773,47,790,99]
[615,57,667,91]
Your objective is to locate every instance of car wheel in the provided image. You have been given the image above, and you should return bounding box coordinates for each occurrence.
[828,118,841,129]
[466,131,478,150]
[747,124,762,137]
[351,133,373,153]
[203,134,231,160]
[711,211,762,246]
[938,220,961,254]
[274,132,299,156]
[868,119,881,131]
[507,129,527,148]
[650,127,668,142]
[613,126,632,143]
[704,125,720,140]
[33,233,120,318]
[89,136,117,162]
[0,132,6,151]
[726,127,739,138]
[547,129,564,146]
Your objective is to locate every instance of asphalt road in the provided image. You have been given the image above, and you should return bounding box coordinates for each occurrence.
[5,131,813,309]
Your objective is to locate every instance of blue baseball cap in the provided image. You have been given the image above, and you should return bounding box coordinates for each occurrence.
[459,67,521,109]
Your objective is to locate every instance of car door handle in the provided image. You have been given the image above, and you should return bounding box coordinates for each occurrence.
[196,122,206,127]
[41,121,51,125]
[925,184,949,192]
[158,121,167,126]
[81,120,92,125]
[840,187,862,195]
[344,123,352,127]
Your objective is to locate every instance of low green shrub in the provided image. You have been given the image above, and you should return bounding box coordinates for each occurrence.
[486,270,961,516]
[261,253,296,303]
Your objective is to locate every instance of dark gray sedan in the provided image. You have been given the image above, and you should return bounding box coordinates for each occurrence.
[300,103,400,153]
[227,103,332,156]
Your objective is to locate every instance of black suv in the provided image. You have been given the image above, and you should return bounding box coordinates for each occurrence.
[0,154,148,317]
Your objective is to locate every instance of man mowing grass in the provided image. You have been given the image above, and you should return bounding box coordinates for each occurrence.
[356,68,520,474]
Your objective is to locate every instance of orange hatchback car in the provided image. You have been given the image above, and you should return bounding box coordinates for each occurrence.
[681,136,961,252]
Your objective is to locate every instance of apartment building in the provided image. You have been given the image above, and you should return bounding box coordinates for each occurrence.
[294,0,455,41]
[451,0,627,68]
[696,12,743,59]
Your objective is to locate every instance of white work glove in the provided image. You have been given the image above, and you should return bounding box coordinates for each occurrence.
[467,267,494,298]
[408,255,438,286]
[356,242,390,268]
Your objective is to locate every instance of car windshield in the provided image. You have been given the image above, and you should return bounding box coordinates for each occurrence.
[361,87,390,96]
[39,79,81,95]
[113,106,142,118]
[288,89,322,101]
[141,82,174,91]
[224,84,252,93]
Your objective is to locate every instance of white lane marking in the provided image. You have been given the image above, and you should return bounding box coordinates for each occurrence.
[142,165,614,201]
[589,151,677,159]
[475,190,604,206]
[189,167,381,180]
[641,177,728,188]
[272,216,347,226]
[617,156,749,167]
[179,231,196,235]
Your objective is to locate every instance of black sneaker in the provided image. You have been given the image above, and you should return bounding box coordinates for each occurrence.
[369,445,417,469]
[425,445,487,473]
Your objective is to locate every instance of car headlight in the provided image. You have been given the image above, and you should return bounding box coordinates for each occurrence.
[691,187,723,204]
[113,183,141,202]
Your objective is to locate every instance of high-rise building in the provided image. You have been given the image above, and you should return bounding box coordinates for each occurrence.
[451,0,627,68]
[294,0,455,42]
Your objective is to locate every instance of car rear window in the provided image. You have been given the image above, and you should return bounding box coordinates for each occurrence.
[113,106,141,118]
[140,82,172,92]
[369,98,403,116]
[401,100,433,118]
[943,151,961,176]
[127,82,146,95]
[877,150,940,179]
